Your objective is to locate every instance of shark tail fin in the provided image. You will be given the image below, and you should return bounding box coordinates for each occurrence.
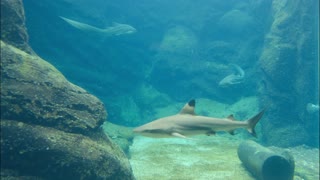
[246,109,266,137]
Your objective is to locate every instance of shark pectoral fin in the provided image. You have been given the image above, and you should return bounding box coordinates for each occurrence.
[206,130,216,136]
[171,132,188,139]
[228,130,235,135]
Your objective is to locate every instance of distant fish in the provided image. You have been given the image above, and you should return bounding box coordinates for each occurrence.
[306,103,319,114]
[60,16,136,36]
[219,64,245,87]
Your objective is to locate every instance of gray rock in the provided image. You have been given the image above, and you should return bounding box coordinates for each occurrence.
[1,120,134,180]
[1,41,106,136]
[258,0,318,147]
[0,0,34,54]
[0,0,135,179]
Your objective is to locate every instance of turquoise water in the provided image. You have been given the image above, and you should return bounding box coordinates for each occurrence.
[19,0,319,179]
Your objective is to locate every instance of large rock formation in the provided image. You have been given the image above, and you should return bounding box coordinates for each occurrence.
[0,0,135,179]
[258,0,318,147]
[1,41,106,136]
[0,0,34,54]
[1,120,134,179]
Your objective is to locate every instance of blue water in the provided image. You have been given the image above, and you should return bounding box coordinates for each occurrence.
[23,0,319,148]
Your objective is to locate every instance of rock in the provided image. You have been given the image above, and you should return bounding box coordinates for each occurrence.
[258,0,318,147]
[159,25,198,55]
[102,122,135,155]
[217,9,255,37]
[1,120,134,180]
[0,0,34,54]
[1,1,135,178]
[0,41,106,136]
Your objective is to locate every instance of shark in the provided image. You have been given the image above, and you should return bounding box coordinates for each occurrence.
[133,99,265,138]
[219,64,245,87]
[60,16,136,36]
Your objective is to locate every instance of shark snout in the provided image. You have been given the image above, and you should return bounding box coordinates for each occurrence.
[133,128,140,133]
[133,126,144,133]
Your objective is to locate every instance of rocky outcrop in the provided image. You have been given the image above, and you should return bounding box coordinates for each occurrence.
[1,120,134,180]
[102,122,135,155]
[0,0,135,179]
[258,0,318,147]
[0,0,33,54]
[1,41,106,136]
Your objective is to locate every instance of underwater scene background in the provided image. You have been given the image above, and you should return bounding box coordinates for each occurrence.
[1,0,319,179]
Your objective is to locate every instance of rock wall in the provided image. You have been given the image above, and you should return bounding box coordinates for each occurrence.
[258,0,319,147]
[0,0,135,179]
[0,0,34,54]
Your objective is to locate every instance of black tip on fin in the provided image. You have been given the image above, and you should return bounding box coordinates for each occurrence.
[188,99,195,107]
[227,114,236,121]
[228,130,235,135]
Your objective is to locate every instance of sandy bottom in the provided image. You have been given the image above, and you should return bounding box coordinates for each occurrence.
[129,135,319,180]
[129,135,254,180]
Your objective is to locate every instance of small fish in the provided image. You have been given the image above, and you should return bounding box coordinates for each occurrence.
[133,99,265,138]
[306,103,319,113]
[219,64,245,87]
[60,16,136,36]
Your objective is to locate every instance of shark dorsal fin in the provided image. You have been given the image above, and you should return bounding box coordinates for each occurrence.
[179,99,196,115]
[227,114,236,121]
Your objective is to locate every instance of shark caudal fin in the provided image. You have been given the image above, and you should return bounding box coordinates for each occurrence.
[246,109,266,137]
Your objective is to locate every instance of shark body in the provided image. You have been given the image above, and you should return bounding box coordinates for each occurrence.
[133,99,265,138]
[60,16,136,36]
[219,64,245,87]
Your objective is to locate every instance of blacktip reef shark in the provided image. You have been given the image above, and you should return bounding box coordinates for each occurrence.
[60,16,136,36]
[133,99,265,139]
[219,64,245,87]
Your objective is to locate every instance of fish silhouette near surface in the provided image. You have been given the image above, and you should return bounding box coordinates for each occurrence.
[133,99,265,139]
[60,16,136,36]
[219,64,245,87]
